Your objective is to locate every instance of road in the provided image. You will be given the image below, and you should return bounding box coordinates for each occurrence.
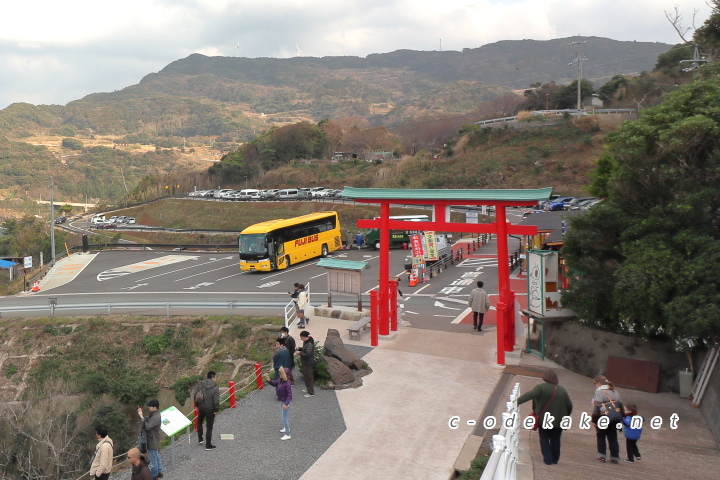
[5,207,528,326]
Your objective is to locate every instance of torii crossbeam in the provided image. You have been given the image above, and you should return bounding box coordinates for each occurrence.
[342,187,551,365]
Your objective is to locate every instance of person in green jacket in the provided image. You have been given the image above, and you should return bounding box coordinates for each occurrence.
[517,369,573,466]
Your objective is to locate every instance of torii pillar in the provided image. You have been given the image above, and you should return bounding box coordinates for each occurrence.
[346,187,549,365]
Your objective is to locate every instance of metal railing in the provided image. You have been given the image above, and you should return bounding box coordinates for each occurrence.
[480,382,521,480]
[283,282,311,328]
[72,362,272,480]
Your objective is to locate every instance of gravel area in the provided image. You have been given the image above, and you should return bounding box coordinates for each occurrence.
[110,344,374,480]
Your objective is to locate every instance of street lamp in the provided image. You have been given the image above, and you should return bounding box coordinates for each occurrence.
[244,176,248,189]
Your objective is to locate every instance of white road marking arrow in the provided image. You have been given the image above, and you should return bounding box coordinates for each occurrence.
[258,281,282,288]
[183,282,215,290]
[122,283,148,290]
[434,301,461,310]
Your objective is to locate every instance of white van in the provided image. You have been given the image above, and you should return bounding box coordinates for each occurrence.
[278,188,299,200]
[231,189,261,201]
[90,214,106,224]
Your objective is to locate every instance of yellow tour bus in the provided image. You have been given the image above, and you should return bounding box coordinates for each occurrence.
[238,211,342,271]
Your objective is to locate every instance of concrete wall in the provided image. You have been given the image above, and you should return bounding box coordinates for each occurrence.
[542,319,689,392]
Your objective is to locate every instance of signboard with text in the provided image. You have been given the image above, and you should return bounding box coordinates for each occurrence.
[160,405,193,437]
[23,256,32,269]
[409,235,424,258]
[423,232,438,261]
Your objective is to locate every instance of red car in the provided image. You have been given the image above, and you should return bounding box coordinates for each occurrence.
[95,222,116,229]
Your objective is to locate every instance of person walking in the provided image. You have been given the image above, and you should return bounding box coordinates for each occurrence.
[622,403,643,463]
[591,374,624,464]
[89,424,113,480]
[127,447,152,480]
[517,369,573,466]
[296,330,316,397]
[280,326,297,385]
[194,371,220,450]
[137,399,164,479]
[467,281,490,331]
[267,367,293,440]
[296,285,310,328]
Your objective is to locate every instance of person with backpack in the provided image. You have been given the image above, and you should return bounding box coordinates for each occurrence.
[194,371,220,450]
[591,375,624,464]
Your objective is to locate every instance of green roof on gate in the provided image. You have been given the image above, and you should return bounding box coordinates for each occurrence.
[341,186,554,201]
[317,259,368,271]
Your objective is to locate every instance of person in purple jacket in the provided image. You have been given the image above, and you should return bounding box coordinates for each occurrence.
[268,367,293,440]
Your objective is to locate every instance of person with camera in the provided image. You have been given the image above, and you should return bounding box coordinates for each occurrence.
[295,330,315,398]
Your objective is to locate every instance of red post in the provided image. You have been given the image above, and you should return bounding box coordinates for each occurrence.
[193,406,199,432]
[378,202,390,336]
[370,289,379,346]
[389,280,398,331]
[228,381,236,408]
[495,206,511,365]
[254,362,263,390]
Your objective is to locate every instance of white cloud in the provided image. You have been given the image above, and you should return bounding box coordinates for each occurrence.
[0,0,711,109]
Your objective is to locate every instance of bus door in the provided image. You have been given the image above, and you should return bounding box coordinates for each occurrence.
[267,237,278,270]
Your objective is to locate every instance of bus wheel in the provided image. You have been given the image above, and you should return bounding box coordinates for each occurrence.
[321,244,329,257]
[285,255,291,267]
[374,241,381,250]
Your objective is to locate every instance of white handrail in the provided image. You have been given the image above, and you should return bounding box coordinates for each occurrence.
[480,382,520,480]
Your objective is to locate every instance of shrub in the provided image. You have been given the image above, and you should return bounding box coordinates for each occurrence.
[5,364,19,378]
[142,333,171,355]
[170,375,203,406]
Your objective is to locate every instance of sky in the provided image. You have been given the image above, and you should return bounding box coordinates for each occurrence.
[0,0,711,110]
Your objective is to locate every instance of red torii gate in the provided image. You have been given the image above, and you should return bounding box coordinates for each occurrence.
[343,187,550,365]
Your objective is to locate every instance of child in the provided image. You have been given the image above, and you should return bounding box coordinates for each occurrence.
[622,403,643,463]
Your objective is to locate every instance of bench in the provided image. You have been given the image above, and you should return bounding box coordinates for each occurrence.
[347,317,371,340]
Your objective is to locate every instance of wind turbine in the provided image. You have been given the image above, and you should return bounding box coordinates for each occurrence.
[296,44,303,57]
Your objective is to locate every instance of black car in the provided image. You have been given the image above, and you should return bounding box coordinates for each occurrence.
[54,217,67,224]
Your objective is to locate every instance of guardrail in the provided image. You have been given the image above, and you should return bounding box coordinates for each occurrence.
[480,382,521,480]
[474,108,637,127]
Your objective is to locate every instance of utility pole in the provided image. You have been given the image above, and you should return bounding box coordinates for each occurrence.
[568,40,587,111]
[50,176,56,264]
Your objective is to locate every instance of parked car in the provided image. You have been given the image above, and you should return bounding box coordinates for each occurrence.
[564,197,595,210]
[126,217,136,224]
[262,189,279,199]
[569,198,599,210]
[544,197,574,211]
[537,195,560,210]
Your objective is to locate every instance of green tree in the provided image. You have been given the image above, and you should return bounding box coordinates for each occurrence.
[563,76,720,351]
[62,137,84,150]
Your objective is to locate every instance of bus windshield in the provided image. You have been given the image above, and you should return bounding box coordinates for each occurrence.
[239,234,268,257]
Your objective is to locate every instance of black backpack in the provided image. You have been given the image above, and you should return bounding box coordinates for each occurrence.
[194,384,206,405]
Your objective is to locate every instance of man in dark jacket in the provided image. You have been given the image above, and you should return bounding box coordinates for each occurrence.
[517,369,573,466]
[295,331,316,397]
[280,326,296,385]
[137,399,163,479]
[194,371,221,450]
[127,447,152,480]
[273,337,291,379]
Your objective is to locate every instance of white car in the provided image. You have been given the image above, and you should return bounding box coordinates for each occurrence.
[126,217,136,224]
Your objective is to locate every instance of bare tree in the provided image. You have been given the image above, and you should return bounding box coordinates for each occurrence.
[664,5,698,44]
[0,379,90,479]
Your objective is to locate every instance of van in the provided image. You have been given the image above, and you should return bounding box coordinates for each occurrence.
[91,215,106,224]
[278,188,299,200]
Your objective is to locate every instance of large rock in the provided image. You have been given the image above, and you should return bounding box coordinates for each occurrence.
[323,356,359,387]
[324,329,364,370]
